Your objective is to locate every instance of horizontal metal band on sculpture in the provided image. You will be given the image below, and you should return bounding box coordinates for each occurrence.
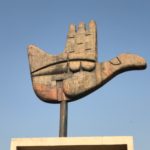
[28,20,146,103]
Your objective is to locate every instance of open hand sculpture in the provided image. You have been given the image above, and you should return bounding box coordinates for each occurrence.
[28,20,146,103]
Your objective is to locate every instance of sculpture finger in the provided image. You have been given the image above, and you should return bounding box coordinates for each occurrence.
[69,22,86,71]
[88,20,97,53]
[64,24,76,53]
[80,20,97,71]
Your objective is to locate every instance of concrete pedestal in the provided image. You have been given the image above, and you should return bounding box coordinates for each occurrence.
[11,136,134,150]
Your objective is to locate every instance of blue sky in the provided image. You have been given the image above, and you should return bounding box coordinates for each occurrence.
[0,0,150,149]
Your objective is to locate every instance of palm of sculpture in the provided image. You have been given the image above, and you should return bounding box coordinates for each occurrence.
[28,20,146,103]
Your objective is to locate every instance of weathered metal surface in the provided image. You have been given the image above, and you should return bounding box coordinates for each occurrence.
[28,20,147,103]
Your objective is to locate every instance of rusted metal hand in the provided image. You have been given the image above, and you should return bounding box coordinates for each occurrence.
[28,20,146,103]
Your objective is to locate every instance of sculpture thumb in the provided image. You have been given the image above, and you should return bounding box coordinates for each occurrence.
[63,53,146,99]
[98,53,147,85]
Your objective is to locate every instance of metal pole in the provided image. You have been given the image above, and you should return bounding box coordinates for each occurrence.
[57,80,68,137]
[59,100,68,137]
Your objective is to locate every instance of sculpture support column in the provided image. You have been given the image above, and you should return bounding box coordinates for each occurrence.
[57,80,68,137]
[59,100,68,137]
